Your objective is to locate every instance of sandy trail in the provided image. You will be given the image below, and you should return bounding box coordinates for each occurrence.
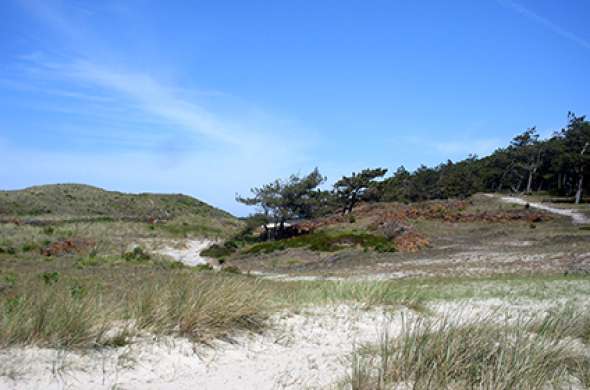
[497,195,590,224]
[155,239,216,266]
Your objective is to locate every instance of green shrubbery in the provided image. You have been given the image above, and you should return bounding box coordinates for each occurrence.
[245,231,395,254]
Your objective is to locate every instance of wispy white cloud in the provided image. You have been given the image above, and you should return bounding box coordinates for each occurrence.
[498,0,590,50]
[4,0,319,214]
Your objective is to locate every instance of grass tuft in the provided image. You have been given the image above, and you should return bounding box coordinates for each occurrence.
[0,272,270,348]
[344,313,590,389]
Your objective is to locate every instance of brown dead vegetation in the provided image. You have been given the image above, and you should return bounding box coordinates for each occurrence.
[41,238,96,257]
[356,200,552,224]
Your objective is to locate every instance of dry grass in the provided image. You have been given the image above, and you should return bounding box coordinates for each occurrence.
[344,311,590,389]
[0,272,269,348]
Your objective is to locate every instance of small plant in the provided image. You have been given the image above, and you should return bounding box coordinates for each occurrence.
[6,247,15,255]
[40,271,60,286]
[123,246,151,262]
[222,265,241,274]
[201,243,236,259]
[349,215,356,223]
[195,263,213,272]
[69,282,86,299]
[21,243,37,253]
[167,260,185,269]
[3,274,17,287]
[42,226,55,235]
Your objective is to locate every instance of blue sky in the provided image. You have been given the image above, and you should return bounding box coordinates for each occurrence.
[1,0,589,215]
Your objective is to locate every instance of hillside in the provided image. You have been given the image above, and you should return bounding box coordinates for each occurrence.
[0,184,233,221]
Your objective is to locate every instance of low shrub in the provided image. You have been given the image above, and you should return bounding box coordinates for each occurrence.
[122,246,151,262]
[201,243,236,259]
[245,231,396,254]
[40,271,60,286]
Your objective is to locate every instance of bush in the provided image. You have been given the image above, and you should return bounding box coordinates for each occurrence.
[123,246,151,262]
[21,243,37,253]
[201,243,236,259]
[42,226,54,235]
[40,271,60,286]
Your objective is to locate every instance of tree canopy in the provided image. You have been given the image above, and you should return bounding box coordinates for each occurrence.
[238,112,590,227]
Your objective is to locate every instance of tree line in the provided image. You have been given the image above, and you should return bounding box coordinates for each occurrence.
[237,112,590,237]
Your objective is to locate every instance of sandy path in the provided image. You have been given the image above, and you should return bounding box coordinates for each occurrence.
[496,195,590,224]
[155,239,216,266]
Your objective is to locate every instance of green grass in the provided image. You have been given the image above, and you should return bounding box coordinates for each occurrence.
[244,230,396,254]
[270,274,590,308]
[0,184,232,220]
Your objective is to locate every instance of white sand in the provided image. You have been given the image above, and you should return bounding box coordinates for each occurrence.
[155,239,216,266]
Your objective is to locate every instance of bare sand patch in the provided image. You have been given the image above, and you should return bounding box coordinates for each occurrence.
[154,239,217,266]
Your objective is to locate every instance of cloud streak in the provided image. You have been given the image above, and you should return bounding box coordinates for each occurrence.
[498,0,590,50]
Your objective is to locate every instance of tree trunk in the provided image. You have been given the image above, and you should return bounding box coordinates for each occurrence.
[347,192,357,214]
[575,142,589,204]
[576,175,584,204]
[526,170,533,193]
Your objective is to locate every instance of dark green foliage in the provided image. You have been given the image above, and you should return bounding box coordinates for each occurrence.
[334,168,388,214]
[375,113,590,203]
[245,231,395,254]
[21,243,37,253]
[40,271,60,286]
[42,226,54,235]
[236,168,327,238]
[201,243,236,259]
